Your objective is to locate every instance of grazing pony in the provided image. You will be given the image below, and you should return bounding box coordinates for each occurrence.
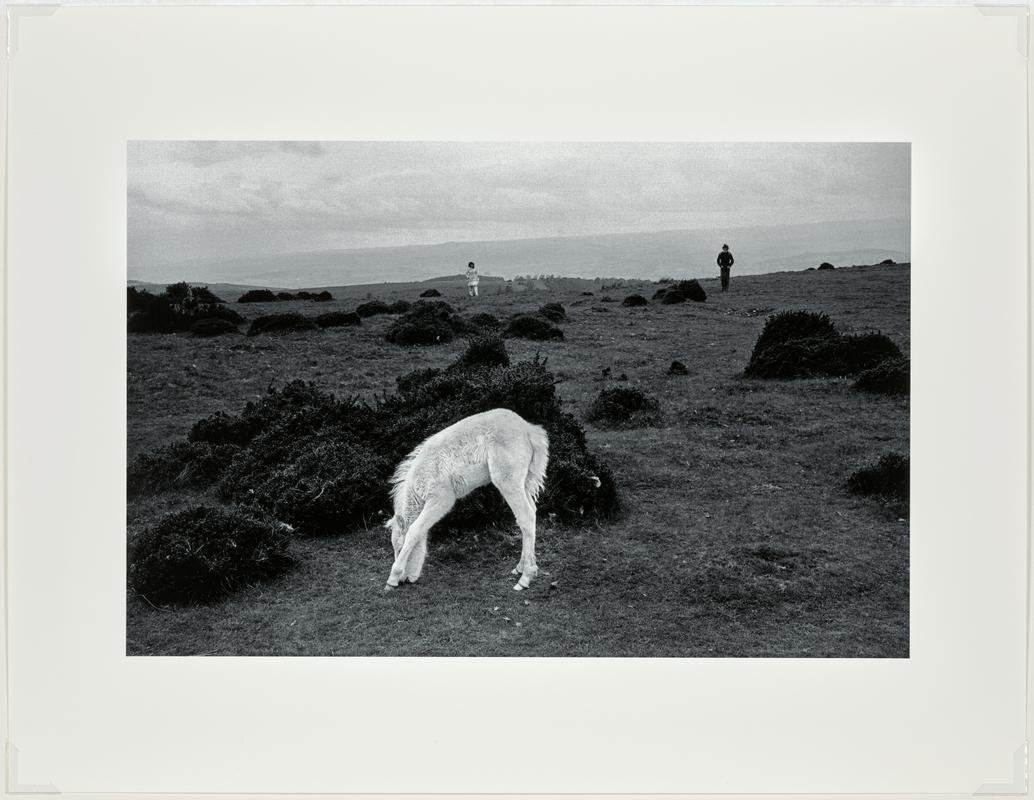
[384,408,549,591]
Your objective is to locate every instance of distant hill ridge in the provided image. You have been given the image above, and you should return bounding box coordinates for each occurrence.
[129,217,909,288]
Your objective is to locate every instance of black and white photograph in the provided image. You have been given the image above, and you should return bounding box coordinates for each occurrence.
[126,141,911,657]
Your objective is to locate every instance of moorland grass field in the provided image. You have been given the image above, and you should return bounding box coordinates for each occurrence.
[127,264,909,657]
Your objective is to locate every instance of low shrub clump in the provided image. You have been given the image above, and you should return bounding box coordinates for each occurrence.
[128,506,294,605]
[277,291,296,301]
[247,313,320,336]
[657,279,707,304]
[315,291,333,302]
[818,262,835,270]
[128,284,243,334]
[316,311,362,328]
[238,289,278,303]
[539,303,566,322]
[452,336,510,369]
[468,312,500,330]
[420,288,442,298]
[586,386,661,428]
[385,300,472,346]
[744,311,901,379]
[356,300,392,317]
[128,441,241,497]
[504,314,564,341]
[132,341,620,536]
[668,360,689,376]
[847,453,909,516]
[853,356,909,396]
[622,294,648,307]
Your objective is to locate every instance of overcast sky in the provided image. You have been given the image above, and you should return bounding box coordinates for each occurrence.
[128,142,909,271]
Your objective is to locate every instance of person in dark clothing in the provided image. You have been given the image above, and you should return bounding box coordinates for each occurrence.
[717,244,734,292]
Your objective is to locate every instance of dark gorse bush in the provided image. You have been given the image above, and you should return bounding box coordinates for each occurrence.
[586,386,661,428]
[238,289,278,303]
[133,342,620,536]
[419,288,442,298]
[504,314,564,341]
[656,279,707,304]
[190,318,240,337]
[744,311,901,379]
[539,303,567,322]
[622,294,648,307]
[385,300,472,346]
[853,356,910,396]
[128,284,243,334]
[129,506,294,605]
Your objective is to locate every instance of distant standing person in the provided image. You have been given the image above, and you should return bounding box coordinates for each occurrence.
[717,244,734,292]
[466,261,480,297]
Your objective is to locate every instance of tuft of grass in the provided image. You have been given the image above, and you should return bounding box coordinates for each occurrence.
[847,453,909,516]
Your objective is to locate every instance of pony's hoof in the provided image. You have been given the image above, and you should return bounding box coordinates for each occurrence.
[513,583,524,591]
[383,583,397,592]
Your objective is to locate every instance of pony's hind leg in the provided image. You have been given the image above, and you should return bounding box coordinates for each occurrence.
[385,494,454,590]
[497,480,538,591]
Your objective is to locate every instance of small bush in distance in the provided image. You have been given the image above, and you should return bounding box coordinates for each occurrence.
[586,386,661,428]
[356,300,392,317]
[539,303,566,322]
[622,294,648,307]
[276,291,296,301]
[468,312,500,330]
[238,289,278,303]
[420,288,442,298]
[385,300,470,346]
[853,356,910,396]
[316,311,362,328]
[315,291,333,302]
[453,336,510,370]
[818,262,835,270]
[505,314,564,341]
[129,506,294,606]
[247,313,320,336]
[668,360,689,376]
[881,259,896,265]
[658,279,707,304]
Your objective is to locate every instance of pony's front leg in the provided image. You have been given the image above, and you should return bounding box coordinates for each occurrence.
[385,495,453,590]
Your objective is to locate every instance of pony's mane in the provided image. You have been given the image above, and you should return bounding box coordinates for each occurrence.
[389,442,423,512]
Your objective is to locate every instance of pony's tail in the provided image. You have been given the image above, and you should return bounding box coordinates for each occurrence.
[525,423,550,503]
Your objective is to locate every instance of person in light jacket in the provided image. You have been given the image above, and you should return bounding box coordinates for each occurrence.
[465,261,480,297]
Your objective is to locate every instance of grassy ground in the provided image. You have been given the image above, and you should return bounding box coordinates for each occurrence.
[127,264,909,657]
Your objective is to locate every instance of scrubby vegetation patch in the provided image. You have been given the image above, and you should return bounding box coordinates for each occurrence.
[128,506,294,606]
[587,386,661,428]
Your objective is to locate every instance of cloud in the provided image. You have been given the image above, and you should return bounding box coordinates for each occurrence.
[128,142,909,269]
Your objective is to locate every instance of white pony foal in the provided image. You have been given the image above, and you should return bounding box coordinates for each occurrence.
[384,408,549,592]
